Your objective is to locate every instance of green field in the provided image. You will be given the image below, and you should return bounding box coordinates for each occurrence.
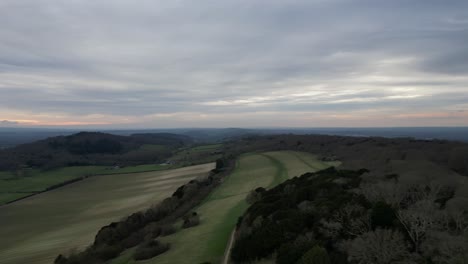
[0,141,224,205]
[170,144,223,166]
[114,151,339,264]
[190,143,223,152]
[0,164,174,205]
[0,163,215,264]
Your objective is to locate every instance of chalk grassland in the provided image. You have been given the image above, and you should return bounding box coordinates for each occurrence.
[113,151,339,264]
[0,163,215,264]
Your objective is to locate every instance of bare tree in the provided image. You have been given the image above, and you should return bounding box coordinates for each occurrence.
[362,179,456,254]
[321,204,371,238]
[445,200,468,233]
[360,181,406,207]
[342,229,412,264]
[319,219,342,240]
[421,231,468,264]
[396,199,441,252]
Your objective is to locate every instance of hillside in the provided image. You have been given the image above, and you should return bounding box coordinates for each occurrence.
[231,165,468,263]
[223,135,468,263]
[224,134,468,177]
[0,132,192,171]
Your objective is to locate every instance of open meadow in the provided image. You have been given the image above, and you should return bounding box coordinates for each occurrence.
[0,163,214,264]
[112,151,339,264]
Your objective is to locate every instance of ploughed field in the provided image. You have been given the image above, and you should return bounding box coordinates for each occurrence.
[112,151,340,264]
[0,163,215,264]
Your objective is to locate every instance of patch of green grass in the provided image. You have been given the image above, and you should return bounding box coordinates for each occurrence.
[0,163,215,264]
[0,171,13,180]
[190,144,222,152]
[260,153,289,185]
[170,144,223,167]
[0,192,34,205]
[137,144,168,151]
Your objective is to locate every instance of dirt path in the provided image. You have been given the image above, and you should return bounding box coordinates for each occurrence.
[222,230,236,264]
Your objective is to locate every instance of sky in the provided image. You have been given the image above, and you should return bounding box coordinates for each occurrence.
[1,0,468,128]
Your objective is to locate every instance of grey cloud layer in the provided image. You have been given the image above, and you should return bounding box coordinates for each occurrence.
[0,0,467,126]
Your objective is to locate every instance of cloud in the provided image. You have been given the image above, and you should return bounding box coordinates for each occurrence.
[0,120,18,126]
[0,0,467,127]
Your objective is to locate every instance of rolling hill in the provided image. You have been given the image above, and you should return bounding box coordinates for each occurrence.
[0,132,192,171]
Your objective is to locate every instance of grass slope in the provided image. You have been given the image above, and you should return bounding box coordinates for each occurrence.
[0,163,214,264]
[124,151,337,264]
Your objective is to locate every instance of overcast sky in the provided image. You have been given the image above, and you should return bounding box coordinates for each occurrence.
[1,0,468,128]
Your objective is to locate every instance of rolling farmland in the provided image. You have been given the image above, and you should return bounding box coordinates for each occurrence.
[114,151,339,264]
[0,164,173,205]
[0,163,214,264]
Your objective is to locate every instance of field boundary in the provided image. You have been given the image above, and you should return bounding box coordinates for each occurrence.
[290,151,322,170]
[222,230,236,264]
[260,153,289,186]
[1,176,87,206]
[0,163,208,207]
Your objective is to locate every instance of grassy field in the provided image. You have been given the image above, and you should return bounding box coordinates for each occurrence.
[0,143,223,205]
[170,143,223,166]
[0,163,215,264]
[0,163,175,205]
[114,151,339,264]
[190,143,223,152]
[0,143,184,205]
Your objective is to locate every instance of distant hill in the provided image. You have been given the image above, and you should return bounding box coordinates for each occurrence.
[0,132,192,170]
[0,128,76,149]
[2,127,468,150]
[0,127,255,149]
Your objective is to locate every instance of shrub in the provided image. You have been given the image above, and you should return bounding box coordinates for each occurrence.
[143,222,162,239]
[94,244,122,261]
[343,229,409,264]
[296,246,331,264]
[133,240,170,261]
[246,187,266,204]
[54,255,67,264]
[182,212,200,228]
[276,240,316,264]
[215,158,225,171]
[122,230,145,248]
[231,220,285,262]
[160,224,176,236]
[371,201,396,229]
